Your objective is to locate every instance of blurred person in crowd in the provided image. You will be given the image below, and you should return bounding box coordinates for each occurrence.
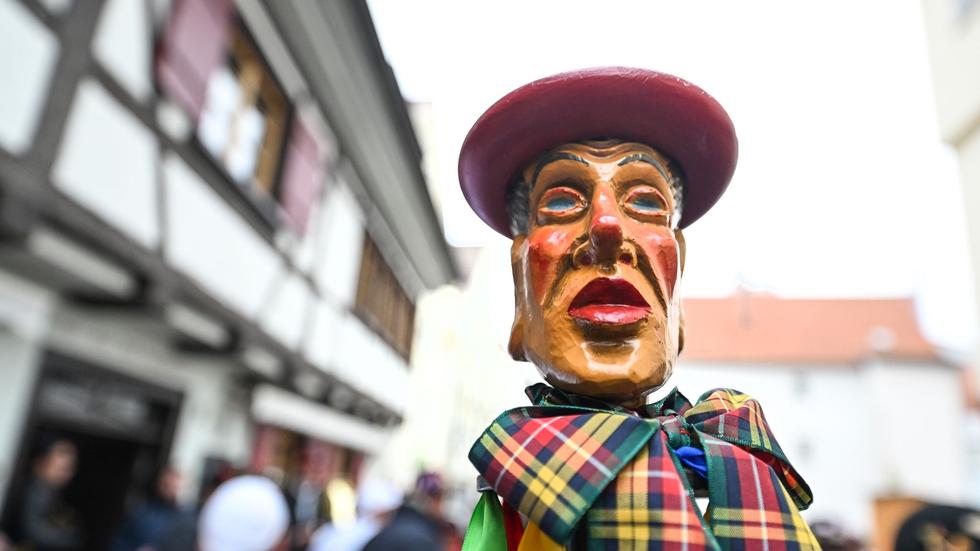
[286,478,327,550]
[307,478,401,551]
[110,466,187,551]
[153,466,247,551]
[197,475,291,551]
[16,438,82,551]
[809,521,863,551]
[278,466,323,551]
[896,504,980,551]
[362,472,451,551]
[262,466,286,488]
[0,530,12,551]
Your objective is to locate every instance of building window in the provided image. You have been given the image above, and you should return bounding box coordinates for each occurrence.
[197,22,289,197]
[157,0,325,235]
[155,0,235,121]
[354,235,414,359]
[278,118,325,235]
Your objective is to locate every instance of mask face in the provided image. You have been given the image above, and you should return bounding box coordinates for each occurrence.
[509,140,686,406]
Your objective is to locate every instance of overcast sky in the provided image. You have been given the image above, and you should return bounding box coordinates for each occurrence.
[367,0,978,354]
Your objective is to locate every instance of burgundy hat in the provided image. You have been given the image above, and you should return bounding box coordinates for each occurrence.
[458,67,738,236]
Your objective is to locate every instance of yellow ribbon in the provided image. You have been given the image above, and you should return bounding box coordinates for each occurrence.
[518,521,564,551]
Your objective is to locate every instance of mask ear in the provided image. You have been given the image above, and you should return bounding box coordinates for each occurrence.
[678,305,685,354]
[674,228,687,274]
[508,235,528,362]
[674,228,686,354]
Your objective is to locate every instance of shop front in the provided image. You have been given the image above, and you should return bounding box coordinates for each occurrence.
[250,384,391,538]
[1,351,182,550]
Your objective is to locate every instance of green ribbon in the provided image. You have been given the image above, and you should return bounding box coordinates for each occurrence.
[462,491,508,551]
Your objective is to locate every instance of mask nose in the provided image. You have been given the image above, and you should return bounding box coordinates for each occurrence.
[590,214,623,260]
[572,212,637,269]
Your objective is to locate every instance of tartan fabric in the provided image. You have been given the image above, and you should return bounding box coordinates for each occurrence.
[683,389,812,510]
[469,408,656,543]
[468,385,818,550]
[701,435,818,550]
[587,430,714,550]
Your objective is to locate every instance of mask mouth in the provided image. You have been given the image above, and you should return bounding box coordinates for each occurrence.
[568,277,651,325]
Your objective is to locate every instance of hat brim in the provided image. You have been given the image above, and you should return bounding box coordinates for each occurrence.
[458,67,738,236]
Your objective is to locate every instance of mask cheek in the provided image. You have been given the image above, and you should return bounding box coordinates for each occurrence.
[640,234,680,299]
[526,229,574,303]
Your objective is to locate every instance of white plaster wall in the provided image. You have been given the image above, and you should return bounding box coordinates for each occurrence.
[52,80,160,248]
[257,271,312,349]
[163,152,283,318]
[863,360,966,503]
[372,330,410,410]
[664,361,853,456]
[304,298,343,371]
[922,0,980,142]
[167,365,254,496]
[0,332,44,512]
[333,315,372,394]
[334,314,408,412]
[211,391,253,465]
[0,270,55,512]
[0,0,59,155]
[314,183,364,306]
[292,200,322,274]
[955,131,980,369]
[93,0,152,101]
[965,412,980,507]
[0,266,56,341]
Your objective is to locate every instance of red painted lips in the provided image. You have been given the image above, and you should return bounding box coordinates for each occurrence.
[568,278,651,325]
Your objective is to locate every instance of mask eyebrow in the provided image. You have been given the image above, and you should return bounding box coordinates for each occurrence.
[532,152,589,184]
[617,153,670,182]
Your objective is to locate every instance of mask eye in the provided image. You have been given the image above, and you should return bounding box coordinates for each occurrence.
[544,195,577,211]
[629,196,663,212]
[537,186,586,220]
[624,187,669,218]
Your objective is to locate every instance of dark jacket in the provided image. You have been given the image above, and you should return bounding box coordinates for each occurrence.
[110,499,183,551]
[18,478,82,551]
[362,505,443,551]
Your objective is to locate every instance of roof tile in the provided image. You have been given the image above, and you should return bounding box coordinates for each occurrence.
[681,293,937,363]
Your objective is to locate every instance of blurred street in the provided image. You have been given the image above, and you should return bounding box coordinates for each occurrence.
[0,0,979,549]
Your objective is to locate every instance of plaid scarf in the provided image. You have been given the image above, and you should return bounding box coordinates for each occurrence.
[468,384,818,550]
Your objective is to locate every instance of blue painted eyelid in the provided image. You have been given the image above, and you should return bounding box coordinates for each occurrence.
[543,196,579,211]
[628,196,665,212]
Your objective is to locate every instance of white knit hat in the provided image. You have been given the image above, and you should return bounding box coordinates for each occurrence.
[198,475,290,551]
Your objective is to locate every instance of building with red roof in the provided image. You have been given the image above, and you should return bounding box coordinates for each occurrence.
[682,293,940,364]
[668,292,970,541]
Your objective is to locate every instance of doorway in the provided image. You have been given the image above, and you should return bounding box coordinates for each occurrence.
[1,352,183,551]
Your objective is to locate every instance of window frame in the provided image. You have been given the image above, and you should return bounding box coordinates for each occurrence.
[154,3,298,229]
[353,233,416,360]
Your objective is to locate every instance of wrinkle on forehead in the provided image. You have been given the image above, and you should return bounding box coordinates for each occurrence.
[616,153,670,181]
[532,151,589,184]
[526,140,671,181]
[567,139,668,160]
